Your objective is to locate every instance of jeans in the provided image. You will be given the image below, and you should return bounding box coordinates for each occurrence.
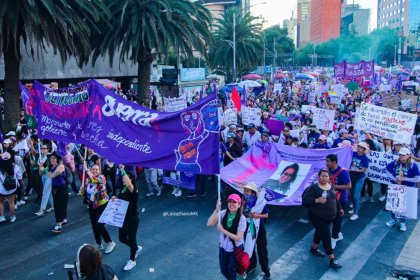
[361,177,373,198]
[391,212,406,223]
[89,203,112,245]
[219,247,237,280]
[144,168,160,193]
[119,217,139,260]
[351,176,366,215]
[40,175,53,211]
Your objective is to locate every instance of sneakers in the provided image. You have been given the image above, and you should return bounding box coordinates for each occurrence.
[97,244,104,251]
[348,203,353,209]
[0,216,6,223]
[360,197,366,203]
[310,247,326,257]
[35,210,45,217]
[348,209,354,214]
[350,214,359,221]
[23,196,29,201]
[105,241,116,254]
[386,218,399,227]
[45,207,54,213]
[331,238,337,249]
[329,259,342,269]
[51,224,62,233]
[17,200,25,206]
[379,195,386,202]
[146,192,155,197]
[369,197,374,203]
[123,260,136,271]
[187,193,197,198]
[171,188,178,195]
[338,232,344,241]
[174,189,182,197]
[156,187,162,197]
[135,246,143,259]
[62,219,68,226]
[400,222,407,232]
[10,216,16,223]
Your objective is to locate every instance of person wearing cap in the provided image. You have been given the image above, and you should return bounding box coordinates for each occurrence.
[313,135,331,149]
[222,124,237,143]
[332,129,351,148]
[223,133,242,167]
[305,124,320,148]
[348,142,370,221]
[243,123,261,152]
[0,152,22,223]
[241,183,270,279]
[393,142,403,155]
[207,194,246,280]
[279,127,291,145]
[40,151,68,233]
[385,147,420,232]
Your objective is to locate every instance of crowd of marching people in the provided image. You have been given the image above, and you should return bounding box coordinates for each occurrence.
[1,67,420,279]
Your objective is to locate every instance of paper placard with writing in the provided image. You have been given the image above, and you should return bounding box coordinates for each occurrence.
[223,108,238,126]
[98,199,129,228]
[242,106,262,126]
[218,107,225,126]
[313,108,335,131]
[355,103,416,144]
[386,185,408,214]
[164,97,187,112]
[395,187,418,220]
[367,151,398,184]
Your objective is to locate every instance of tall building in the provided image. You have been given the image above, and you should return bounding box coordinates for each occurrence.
[377,0,409,35]
[297,0,311,48]
[341,3,370,35]
[310,0,341,44]
[408,0,419,51]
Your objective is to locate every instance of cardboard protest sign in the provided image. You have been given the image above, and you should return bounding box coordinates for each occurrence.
[223,108,238,126]
[366,151,398,184]
[395,187,418,220]
[386,185,407,214]
[242,106,262,126]
[401,92,418,109]
[98,199,129,228]
[382,94,399,110]
[313,108,335,131]
[164,96,187,112]
[355,103,416,144]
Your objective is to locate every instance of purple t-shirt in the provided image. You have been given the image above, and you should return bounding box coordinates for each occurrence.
[218,209,246,252]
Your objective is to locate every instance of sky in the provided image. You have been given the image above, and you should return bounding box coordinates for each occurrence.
[250,0,378,32]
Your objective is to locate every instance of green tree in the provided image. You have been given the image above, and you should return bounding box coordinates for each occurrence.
[262,25,295,67]
[0,0,108,131]
[208,8,263,81]
[93,0,213,106]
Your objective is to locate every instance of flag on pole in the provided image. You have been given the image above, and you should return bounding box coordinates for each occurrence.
[231,86,241,112]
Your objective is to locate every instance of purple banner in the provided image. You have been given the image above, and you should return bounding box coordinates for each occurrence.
[220,142,353,206]
[264,119,284,136]
[334,60,374,79]
[21,80,220,174]
[180,172,196,190]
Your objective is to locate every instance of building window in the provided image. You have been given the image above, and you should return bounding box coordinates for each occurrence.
[401,16,404,21]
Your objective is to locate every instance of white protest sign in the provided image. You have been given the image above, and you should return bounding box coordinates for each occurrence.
[367,151,398,184]
[242,106,262,126]
[331,84,348,95]
[328,91,342,105]
[313,108,335,131]
[98,199,129,228]
[289,129,300,138]
[395,187,418,220]
[223,108,238,126]
[379,84,392,92]
[274,83,282,94]
[218,107,225,126]
[163,97,187,112]
[386,184,408,214]
[301,105,317,114]
[355,102,417,144]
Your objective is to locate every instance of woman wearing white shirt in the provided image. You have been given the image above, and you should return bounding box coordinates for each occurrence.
[0,152,22,223]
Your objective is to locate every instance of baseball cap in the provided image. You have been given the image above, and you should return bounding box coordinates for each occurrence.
[229,124,236,129]
[338,140,353,148]
[5,131,15,137]
[227,194,241,205]
[338,129,348,134]
[3,139,12,144]
[248,123,256,129]
[399,148,411,155]
[227,133,236,139]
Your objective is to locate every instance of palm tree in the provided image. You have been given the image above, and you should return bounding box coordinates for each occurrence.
[92,0,213,106]
[0,0,108,132]
[208,8,263,81]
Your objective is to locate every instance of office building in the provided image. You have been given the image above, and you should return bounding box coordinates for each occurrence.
[297,0,311,48]
[377,0,409,35]
[310,0,341,44]
[341,3,370,36]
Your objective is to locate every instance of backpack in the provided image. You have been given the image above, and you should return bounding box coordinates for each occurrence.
[1,172,17,191]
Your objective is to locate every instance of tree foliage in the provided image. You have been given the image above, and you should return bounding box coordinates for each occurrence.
[262,25,295,67]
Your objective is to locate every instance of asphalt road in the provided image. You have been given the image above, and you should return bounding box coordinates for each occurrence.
[0,175,418,280]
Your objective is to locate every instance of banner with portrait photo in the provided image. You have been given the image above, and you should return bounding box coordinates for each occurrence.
[220,143,353,206]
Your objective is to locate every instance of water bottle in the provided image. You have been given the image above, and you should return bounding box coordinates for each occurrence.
[322,191,327,199]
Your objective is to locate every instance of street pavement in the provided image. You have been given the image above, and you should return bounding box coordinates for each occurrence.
[0,176,419,280]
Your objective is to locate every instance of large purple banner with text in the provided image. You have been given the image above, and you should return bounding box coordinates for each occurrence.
[334,60,374,79]
[220,143,352,206]
[21,80,220,174]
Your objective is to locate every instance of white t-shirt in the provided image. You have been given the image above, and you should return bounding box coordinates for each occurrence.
[218,209,246,252]
[0,164,22,195]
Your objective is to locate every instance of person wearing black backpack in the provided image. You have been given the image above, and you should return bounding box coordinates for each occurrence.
[0,152,21,223]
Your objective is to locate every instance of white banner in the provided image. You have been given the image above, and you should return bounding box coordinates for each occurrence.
[314,108,335,131]
[367,151,398,184]
[223,108,238,126]
[164,96,187,112]
[242,106,262,126]
[98,199,129,228]
[244,189,267,256]
[355,103,417,144]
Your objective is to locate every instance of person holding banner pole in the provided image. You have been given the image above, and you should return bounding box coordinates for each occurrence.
[112,166,142,271]
[385,148,420,232]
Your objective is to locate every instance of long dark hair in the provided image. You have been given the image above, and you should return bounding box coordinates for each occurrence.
[0,154,14,176]
[78,244,102,277]
[221,206,242,235]
[280,163,299,188]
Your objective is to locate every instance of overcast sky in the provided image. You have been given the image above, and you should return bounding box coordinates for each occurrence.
[250,0,377,31]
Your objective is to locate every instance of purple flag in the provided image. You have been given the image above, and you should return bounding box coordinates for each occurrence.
[264,119,284,136]
[22,80,220,174]
[220,143,353,206]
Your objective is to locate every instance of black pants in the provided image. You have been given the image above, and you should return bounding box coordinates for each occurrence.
[192,174,207,195]
[380,183,387,195]
[309,212,333,255]
[89,203,112,245]
[103,166,117,196]
[119,217,139,260]
[248,222,270,276]
[26,170,42,200]
[361,177,373,197]
[52,186,68,223]
[331,201,346,239]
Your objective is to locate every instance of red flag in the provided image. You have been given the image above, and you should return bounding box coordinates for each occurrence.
[231,86,241,112]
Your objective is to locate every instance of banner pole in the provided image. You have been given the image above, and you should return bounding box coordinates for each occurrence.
[217,174,221,225]
[37,139,42,164]
[81,147,88,191]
